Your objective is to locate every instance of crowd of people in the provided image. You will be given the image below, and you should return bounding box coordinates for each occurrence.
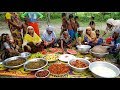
[0,12,120,61]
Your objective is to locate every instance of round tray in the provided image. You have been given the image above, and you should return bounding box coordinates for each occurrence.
[50,71,69,78]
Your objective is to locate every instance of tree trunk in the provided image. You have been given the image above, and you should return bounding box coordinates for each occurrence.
[46,12,51,25]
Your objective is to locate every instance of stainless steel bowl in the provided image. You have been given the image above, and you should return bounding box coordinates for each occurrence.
[89,61,120,78]
[68,58,90,72]
[2,56,27,69]
[90,49,109,58]
[76,45,91,54]
[20,52,31,58]
[35,69,50,78]
[102,46,110,49]
[24,58,48,71]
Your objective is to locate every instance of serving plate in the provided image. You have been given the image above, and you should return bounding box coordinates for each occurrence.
[58,54,76,62]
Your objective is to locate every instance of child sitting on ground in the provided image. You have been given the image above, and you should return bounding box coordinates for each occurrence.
[75,27,84,45]
[58,31,76,54]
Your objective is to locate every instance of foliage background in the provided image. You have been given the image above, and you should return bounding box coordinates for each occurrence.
[0,12,120,22]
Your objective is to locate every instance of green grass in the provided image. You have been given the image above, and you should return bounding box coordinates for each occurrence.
[46,18,61,24]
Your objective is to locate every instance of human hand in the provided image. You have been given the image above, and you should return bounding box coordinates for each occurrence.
[67,44,72,48]
[27,45,31,51]
[36,42,40,46]
[44,42,49,46]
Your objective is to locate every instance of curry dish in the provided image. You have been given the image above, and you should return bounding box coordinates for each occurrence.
[25,60,46,69]
[6,58,26,66]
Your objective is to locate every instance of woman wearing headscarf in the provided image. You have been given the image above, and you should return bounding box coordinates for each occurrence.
[84,27,103,47]
[23,26,44,53]
[21,12,43,36]
[103,30,120,62]
[5,12,23,48]
[41,26,57,48]
[103,18,120,44]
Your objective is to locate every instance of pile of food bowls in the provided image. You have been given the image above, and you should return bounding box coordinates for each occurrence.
[89,61,120,78]
[68,58,90,72]
[76,45,91,54]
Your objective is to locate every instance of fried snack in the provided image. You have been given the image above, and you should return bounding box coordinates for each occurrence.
[48,63,70,74]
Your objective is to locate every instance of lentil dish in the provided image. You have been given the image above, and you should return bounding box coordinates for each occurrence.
[5,58,26,66]
[25,60,46,69]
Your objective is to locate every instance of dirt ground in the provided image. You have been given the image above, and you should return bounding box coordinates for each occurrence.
[0,21,61,36]
[0,21,107,38]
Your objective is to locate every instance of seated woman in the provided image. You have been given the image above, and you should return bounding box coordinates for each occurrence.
[75,27,84,45]
[41,26,57,48]
[58,31,75,54]
[23,26,44,53]
[84,27,103,47]
[103,30,120,48]
[0,33,20,60]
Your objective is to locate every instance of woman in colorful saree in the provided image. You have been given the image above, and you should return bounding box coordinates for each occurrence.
[84,27,103,47]
[21,12,43,36]
[23,26,44,53]
[5,12,23,48]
